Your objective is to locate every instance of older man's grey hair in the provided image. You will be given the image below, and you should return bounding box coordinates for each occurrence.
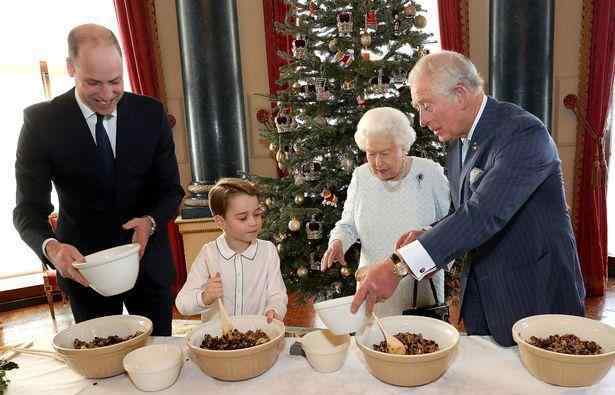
[354,107,416,153]
[408,50,484,99]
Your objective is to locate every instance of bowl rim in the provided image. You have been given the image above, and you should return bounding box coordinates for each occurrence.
[123,343,182,374]
[355,315,460,360]
[313,295,355,310]
[300,331,351,356]
[512,314,615,359]
[52,314,153,353]
[74,243,140,269]
[186,316,285,355]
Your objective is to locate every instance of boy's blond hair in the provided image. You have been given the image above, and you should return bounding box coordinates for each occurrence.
[208,178,260,217]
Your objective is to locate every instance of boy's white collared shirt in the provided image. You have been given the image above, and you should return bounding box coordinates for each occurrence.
[175,234,288,322]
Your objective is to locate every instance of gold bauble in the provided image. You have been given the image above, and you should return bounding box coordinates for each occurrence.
[277,242,284,254]
[414,15,427,29]
[340,266,352,277]
[328,38,338,52]
[269,142,278,153]
[265,197,274,208]
[297,266,308,278]
[288,217,302,232]
[360,32,372,48]
[294,193,305,206]
[404,4,417,16]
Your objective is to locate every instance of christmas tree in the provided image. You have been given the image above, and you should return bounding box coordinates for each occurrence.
[256,0,445,302]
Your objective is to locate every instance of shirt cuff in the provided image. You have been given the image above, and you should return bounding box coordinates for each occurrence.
[396,240,437,281]
[196,290,208,309]
[42,238,57,260]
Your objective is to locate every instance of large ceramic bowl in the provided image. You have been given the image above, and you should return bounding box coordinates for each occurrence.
[512,314,615,387]
[73,243,140,297]
[186,315,285,381]
[313,295,369,335]
[52,315,152,378]
[355,315,459,387]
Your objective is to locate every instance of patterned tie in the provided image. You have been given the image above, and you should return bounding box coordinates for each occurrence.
[95,113,114,180]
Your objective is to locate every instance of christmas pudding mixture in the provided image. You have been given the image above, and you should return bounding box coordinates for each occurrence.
[528,334,602,355]
[200,329,270,350]
[373,332,439,355]
[73,331,143,349]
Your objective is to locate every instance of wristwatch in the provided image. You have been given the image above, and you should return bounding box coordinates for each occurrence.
[145,215,156,236]
[390,252,410,278]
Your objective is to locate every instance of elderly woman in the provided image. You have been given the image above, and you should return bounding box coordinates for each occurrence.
[321,107,450,317]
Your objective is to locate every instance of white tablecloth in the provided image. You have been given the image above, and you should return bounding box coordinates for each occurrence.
[5,334,615,394]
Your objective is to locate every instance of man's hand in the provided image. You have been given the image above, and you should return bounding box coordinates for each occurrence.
[395,229,424,249]
[201,272,223,306]
[45,240,89,287]
[351,258,401,314]
[320,239,346,271]
[122,217,153,258]
[265,309,279,323]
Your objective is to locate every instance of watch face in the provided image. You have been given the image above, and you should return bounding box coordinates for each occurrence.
[396,262,409,277]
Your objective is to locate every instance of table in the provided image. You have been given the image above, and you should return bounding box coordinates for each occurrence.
[5,335,614,394]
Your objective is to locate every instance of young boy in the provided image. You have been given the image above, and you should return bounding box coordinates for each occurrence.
[175,178,287,323]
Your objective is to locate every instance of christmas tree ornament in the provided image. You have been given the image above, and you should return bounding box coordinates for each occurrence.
[315,77,331,101]
[340,266,352,278]
[277,160,287,171]
[306,214,323,240]
[294,193,305,206]
[321,188,338,207]
[292,37,307,59]
[302,161,322,181]
[337,11,353,35]
[268,142,278,153]
[300,83,317,100]
[328,38,338,52]
[391,68,407,85]
[360,31,372,48]
[356,95,366,109]
[277,242,285,254]
[291,81,301,94]
[273,232,286,243]
[296,266,308,278]
[293,169,306,186]
[265,197,274,208]
[416,46,430,58]
[414,15,427,29]
[288,216,302,232]
[361,51,370,61]
[334,51,354,67]
[308,1,318,16]
[393,12,401,34]
[256,108,270,124]
[332,281,343,294]
[275,110,292,134]
[370,69,390,95]
[276,148,287,164]
[342,79,354,90]
[404,3,417,16]
[341,156,355,172]
[365,9,378,30]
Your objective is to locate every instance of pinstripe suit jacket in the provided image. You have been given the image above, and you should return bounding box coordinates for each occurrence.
[418,96,586,346]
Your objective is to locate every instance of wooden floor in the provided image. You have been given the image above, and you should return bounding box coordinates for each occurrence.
[1,278,614,347]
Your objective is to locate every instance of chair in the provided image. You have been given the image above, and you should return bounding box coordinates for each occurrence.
[43,212,67,320]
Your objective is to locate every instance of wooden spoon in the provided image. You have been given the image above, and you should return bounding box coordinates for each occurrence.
[217,298,234,336]
[372,312,407,355]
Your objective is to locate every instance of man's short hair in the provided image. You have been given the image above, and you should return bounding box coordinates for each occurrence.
[208,178,260,217]
[67,24,122,61]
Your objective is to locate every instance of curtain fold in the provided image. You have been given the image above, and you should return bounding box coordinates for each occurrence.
[262,0,292,95]
[437,0,470,55]
[572,0,614,296]
[113,0,186,296]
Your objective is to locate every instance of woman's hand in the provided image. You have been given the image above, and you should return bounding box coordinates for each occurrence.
[201,272,223,306]
[320,239,346,271]
[265,309,278,323]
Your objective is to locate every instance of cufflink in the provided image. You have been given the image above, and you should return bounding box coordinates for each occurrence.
[419,268,425,273]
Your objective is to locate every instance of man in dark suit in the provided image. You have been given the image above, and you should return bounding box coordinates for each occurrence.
[351,50,585,346]
[13,24,184,335]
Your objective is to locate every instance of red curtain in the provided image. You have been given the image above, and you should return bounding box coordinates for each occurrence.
[262,0,292,95]
[572,0,614,296]
[113,0,186,297]
[437,0,469,55]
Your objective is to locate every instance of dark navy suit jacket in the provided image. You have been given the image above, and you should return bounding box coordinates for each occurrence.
[419,96,586,346]
[14,88,184,289]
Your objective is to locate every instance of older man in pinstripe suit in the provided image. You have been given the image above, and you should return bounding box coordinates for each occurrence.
[352,51,586,347]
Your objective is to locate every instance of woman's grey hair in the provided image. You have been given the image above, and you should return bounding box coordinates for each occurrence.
[407,50,484,98]
[354,107,416,153]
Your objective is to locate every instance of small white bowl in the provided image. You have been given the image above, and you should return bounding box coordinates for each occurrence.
[73,243,140,296]
[123,344,183,392]
[313,295,369,335]
[300,330,350,373]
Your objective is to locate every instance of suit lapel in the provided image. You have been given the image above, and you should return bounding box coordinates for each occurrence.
[55,89,98,156]
[114,94,133,185]
[448,140,462,208]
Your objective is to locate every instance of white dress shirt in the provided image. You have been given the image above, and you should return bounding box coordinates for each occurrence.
[398,95,487,280]
[175,235,288,322]
[41,91,119,257]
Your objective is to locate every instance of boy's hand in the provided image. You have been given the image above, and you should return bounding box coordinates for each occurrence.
[201,272,223,306]
[265,309,278,323]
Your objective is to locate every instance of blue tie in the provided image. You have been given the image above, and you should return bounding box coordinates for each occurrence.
[95,113,114,180]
